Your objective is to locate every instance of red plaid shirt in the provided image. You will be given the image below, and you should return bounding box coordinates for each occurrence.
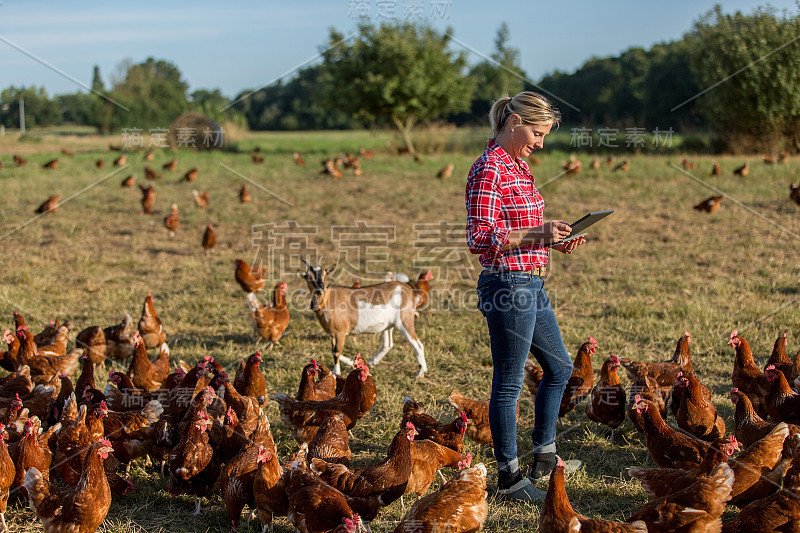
[465,140,548,270]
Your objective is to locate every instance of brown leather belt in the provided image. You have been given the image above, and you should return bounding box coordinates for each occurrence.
[517,266,547,277]
[485,266,547,277]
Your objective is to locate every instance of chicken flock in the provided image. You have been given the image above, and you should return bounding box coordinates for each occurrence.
[13,147,800,244]
[0,298,490,533]
[3,288,800,533]
[520,331,800,532]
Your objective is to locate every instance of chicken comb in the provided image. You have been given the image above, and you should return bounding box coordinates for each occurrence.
[634,394,642,403]
[311,358,318,367]
[765,364,776,372]
[610,354,619,363]
[676,371,683,379]
[730,387,738,393]
[557,457,566,468]
[99,437,112,448]
[685,331,691,340]
[50,321,56,326]
[100,400,108,411]
[461,411,468,423]
[588,336,598,346]
[0,424,5,434]
[405,421,416,431]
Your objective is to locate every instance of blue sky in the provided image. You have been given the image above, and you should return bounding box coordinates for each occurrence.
[1,1,798,98]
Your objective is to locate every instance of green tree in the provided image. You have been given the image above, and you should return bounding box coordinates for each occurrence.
[0,86,60,128]
[110,58,189,131]
[537,40,700,130]
[459,23,526,125]
[57,92,95,125]
[689,4,800,151]
[90,65,114,133]
[319,22,475,153]
[233,65,356,131]
[190,89,248,128]
[642,40,701,130]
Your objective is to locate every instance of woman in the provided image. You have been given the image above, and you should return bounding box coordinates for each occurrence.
[466,91,583,502]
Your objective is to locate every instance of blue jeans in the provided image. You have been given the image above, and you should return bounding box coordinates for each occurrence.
[476,270,573,467]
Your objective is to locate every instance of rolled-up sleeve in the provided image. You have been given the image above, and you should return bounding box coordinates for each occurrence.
[466,162,509,260]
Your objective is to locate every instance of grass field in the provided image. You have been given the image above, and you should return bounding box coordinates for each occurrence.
[0,128,799,532]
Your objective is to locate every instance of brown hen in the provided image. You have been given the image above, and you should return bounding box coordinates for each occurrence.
[395,463,488,533]
[401,397,467,452]
[310,423,417,506]
[632,396,711,469]
[559,337,598,417]
[585,355,626,439]
[626,463,734,532]
[24,439,114,533]
[234,258,266,293]
[540,459,647,533]
[674,371,726,441]
[246,282,290,345]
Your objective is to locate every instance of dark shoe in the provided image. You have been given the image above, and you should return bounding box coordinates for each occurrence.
[494,476,546,503]
[528,453,582,481]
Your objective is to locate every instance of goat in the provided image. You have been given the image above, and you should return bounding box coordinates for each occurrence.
[298,259,427,379]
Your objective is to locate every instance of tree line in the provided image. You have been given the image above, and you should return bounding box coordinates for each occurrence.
[1,4,797,152]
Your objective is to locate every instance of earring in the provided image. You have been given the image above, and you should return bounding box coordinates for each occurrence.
[511,128,515,133]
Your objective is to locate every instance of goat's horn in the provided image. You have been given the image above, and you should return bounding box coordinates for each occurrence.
[325,258,338,274]
[299,257,312,269]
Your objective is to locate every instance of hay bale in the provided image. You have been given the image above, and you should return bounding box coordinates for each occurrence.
[167,112,224,151]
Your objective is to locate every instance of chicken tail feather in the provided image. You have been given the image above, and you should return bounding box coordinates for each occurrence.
[23,467,51,512]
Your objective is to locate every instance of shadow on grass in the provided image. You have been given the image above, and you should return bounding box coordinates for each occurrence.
[168,331,253,349]
[145,247,194,257]
[776,285,800,296]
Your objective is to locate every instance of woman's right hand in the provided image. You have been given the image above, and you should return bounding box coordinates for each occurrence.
[543,220,572,244]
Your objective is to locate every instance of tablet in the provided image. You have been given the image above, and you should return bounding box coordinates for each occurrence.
[547,209,614,247]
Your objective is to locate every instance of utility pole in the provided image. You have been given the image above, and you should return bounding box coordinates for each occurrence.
[19,97,25,134]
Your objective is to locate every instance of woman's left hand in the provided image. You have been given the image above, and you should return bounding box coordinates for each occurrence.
[553,236,585,255]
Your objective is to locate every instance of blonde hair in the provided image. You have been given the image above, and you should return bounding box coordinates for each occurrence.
[489,91,561,138]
